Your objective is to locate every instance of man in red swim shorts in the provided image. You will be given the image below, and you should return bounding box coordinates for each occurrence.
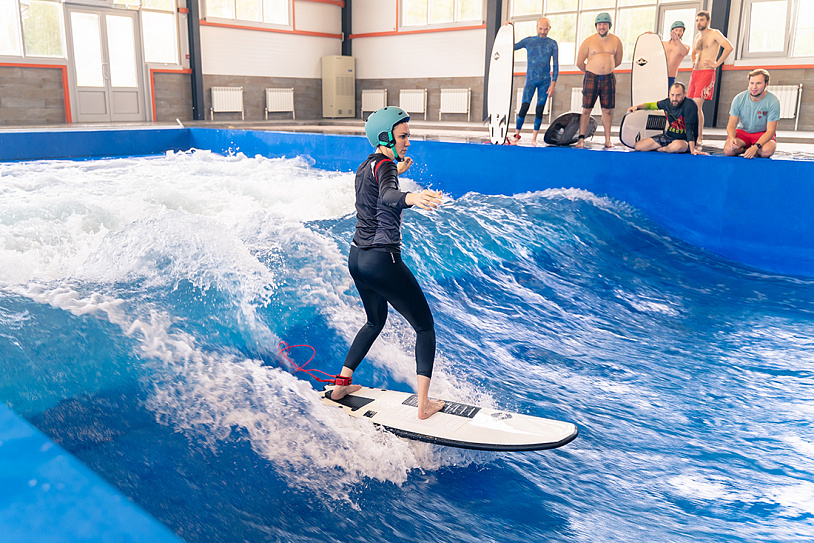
[688,10,733,146]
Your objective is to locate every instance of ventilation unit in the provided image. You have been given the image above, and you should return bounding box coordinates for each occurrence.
[322,56,355,118]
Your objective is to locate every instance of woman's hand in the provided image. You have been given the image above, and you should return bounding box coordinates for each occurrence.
[406,189,443,210]
[397,156,413,174]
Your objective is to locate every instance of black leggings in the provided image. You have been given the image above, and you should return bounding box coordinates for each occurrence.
[343,245,436,378]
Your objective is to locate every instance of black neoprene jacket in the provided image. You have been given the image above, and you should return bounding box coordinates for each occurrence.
[351,152,411,252]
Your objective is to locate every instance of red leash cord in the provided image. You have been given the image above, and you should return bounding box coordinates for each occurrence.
[276,341,350,386]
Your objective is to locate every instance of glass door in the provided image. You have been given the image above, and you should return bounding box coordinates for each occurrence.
[68,7,144,122]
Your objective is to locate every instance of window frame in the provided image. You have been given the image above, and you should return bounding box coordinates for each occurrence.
[2,0,68,59]
[399,0,486,31]
[737,0,808,61]
[140,1,180,66]
[0,0,25,57]
[203,0,292,30]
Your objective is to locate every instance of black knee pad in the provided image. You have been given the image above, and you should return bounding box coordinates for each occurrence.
[518,102,531,117]
[535,103,545,119]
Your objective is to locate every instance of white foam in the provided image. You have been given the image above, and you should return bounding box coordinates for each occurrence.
[1,151,482,497]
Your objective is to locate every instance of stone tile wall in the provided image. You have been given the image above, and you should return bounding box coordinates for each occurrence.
[0,66,67,125]
[153,72,193,121]
[2,65,813,130]
[201,75,321,121]
[356,77,485,121]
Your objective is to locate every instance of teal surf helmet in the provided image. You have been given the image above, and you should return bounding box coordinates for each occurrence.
[595,12,612,29]
[670,20,685,31]
[365,106,410,158]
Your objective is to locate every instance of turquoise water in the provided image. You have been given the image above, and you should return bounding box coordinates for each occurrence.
[1,151,813,542]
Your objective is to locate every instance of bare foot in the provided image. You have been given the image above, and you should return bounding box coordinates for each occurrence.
[329,384,361,400]
[575,140,584,149]
[696,139,703,147]
[604,140,614,148]
[531,138,538,147]
[418,398,445,420]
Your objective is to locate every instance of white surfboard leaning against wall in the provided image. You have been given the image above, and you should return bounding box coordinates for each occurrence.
[621,33,670,148]
[487,24,515,145]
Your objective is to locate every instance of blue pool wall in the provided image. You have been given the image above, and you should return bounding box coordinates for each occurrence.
[3,127,810,276]
[0,405,183,542]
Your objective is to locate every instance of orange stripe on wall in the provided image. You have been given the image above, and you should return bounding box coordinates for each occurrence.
[0,62,71,123]
[350,24,486,40]
[200,19,341,39]
[149,68,193,122]
[723,64,814,71]
[299,0,344,6]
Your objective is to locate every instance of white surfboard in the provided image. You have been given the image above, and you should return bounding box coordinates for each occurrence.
[487,24,515,145]
[322,385,578,451]
[619,109,668,148]
[631,32,669,106]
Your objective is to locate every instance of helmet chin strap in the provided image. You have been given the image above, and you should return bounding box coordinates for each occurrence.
[381,134,403,162]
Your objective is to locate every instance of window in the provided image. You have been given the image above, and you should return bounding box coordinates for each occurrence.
[615,5,656,62]
[205,0,289,26]
[401,0,483,28]
[0,0,66,58]
[140,0,178,64]
[509,0,700,65]
[792,0,814,56]
[0,0,23,56]
[745,0,788,54]
[107,0,178,64]
[740,0,813,59]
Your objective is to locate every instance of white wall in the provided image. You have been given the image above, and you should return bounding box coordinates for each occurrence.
[352,0,397,35]
[294,0,342,35]
[201,26,340,77]
[354,29,486,79]
[199,0,486,79]
[199,0,342,78]
[351,0,486,79]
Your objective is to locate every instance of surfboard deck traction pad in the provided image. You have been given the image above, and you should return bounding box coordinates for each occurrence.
[325,390,481,419]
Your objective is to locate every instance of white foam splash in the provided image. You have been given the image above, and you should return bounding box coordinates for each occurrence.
[1,151,483,498]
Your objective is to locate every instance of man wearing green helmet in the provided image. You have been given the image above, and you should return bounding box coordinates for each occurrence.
[331,106,446,420]
[576,12,623,148]
[664,21,690,90]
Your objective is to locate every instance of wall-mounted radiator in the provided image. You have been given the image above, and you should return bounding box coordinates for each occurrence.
[772,84,803,130]
[265,88,295,120]
[439,88,471,121]
[210,87,244,120]
[399,89,427,120]
[361,89,387,118]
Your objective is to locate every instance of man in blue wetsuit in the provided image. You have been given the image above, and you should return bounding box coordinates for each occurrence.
[512,17,558,146]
